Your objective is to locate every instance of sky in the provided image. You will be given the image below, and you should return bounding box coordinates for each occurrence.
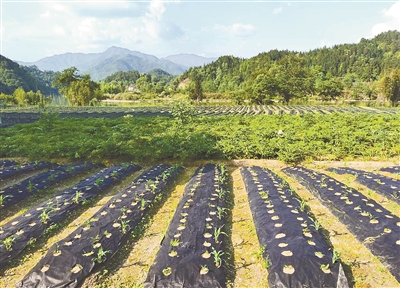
[1,0,399,62]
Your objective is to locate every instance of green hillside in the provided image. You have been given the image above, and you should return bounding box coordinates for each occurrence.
[0,55,57,95]
[177,30,400,105]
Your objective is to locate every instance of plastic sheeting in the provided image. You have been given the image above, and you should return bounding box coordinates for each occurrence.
[0,163,141,267]
[0,162,57,181]
[241,166,349,288]
[0,162,100,209]
[283,166,400,283]
[145,164,229,288]
[380,166,400,174]
[0,160,17,168]
[327,167,400,205]
[18,164,182,288]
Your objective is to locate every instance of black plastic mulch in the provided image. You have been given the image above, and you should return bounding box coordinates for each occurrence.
[241,166,349,288]
[0,162,57,181]
[380,166,400,174]
[283,166,400,283]
[17,164,182,288]
[145,164,229,288]
[0,160,17,168]
[0,163,141,267]
[327,167,400,205]
[0,162,100,209]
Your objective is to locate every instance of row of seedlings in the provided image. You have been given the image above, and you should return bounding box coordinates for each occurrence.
[240,166,349,287]
[144,164,230,287]
[380,166,400,174]
[0,161,57,181]
[0,163,141,267]
[0,162,100,209]
[327,167,400,205]
[17,164,182,288]
[0,160,17,168]
[282,166,400,283]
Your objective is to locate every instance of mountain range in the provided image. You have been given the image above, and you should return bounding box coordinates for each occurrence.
[17,47,217,81]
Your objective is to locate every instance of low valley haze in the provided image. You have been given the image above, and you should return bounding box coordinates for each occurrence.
[1,0,399,63]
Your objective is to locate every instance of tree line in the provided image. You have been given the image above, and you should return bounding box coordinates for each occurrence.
[176,30,400,106]
[1,30,399,106]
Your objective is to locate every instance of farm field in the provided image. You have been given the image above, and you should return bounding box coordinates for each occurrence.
[1,105,399,128]
[0,159,399,288]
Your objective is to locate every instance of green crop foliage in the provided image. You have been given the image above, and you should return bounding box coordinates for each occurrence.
[1,113,399,164]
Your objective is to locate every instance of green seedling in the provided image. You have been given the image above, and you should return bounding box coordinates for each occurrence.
[94,177,104,186]
[92,246,111,263]
[170,239,181,247]
[27,181,35,192]
[119,219,130,234]
[211,247,225,268]
[214,226,227,244]
[39,207,54,224]
[297,198,308,212]
[138,198,150,210]
[332,249,340,263]
[216,206,227,220]
[216,188,226,199]
[2,235,16,251]
[72,191,84,204]
[200,265,209,275]
[309,217,321,231]
[0,194,10,206]
[66,166,74,173]
[259,191,269,199]
[162,267,172,276]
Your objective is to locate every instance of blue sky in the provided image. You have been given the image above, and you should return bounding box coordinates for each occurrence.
[1,0,399,62]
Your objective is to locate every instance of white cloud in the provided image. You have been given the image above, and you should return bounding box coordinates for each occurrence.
[371,1,400,36]
[215,23,255,38]
[273,7,283,14]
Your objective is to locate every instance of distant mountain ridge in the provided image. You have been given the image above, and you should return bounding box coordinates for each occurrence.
[163,53,217,68]
[17,47,217,81]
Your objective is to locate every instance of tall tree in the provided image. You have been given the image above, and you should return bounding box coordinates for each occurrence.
[52,67,100,106]
[187,70,203,102]
[380,69,400,106]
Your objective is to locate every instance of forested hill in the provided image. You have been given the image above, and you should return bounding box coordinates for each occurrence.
[0,55,57,95]
[177,30,400,103]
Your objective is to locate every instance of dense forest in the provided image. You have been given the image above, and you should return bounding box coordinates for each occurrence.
[1,30,399,106]
[177,30,400,105]
[0,55,57,95]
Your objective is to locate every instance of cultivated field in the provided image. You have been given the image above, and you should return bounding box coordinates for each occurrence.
[1,159,399,288]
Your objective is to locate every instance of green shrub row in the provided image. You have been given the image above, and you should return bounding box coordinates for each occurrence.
[1,113,399,164]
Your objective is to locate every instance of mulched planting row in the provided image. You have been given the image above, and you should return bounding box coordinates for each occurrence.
[144,164,230,288]
[0,160,17,168]
[1,106,399,127]
[380,166,400,174]
[0,163,141,267]
[0,162,57,181]
[17,164,182,288]
[240,166,349,288]
[0,162,100,209]
[327,167,400,205]
[282,166,400,282]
